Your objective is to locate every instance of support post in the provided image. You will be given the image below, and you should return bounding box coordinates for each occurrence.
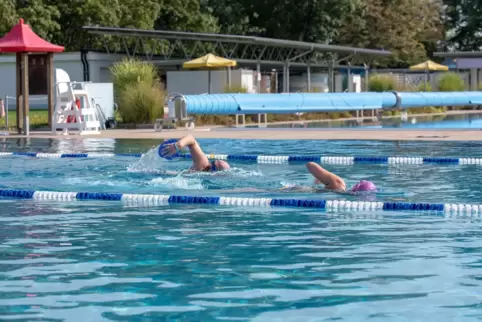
[470,68,477,91]
[47,53,54,129]
[21,53,29,136]
[4,96,8,130]
[273,70,278,93]
[208,71,212,94]
[327,59,334,92]
[347,67,351,92]
[286,61,290,92]
[282,63,287,92]
[227,67,231,90]
[364,64,370,92]
[256,61,261,93]
[307,63,311,92]
[16,53,22,134]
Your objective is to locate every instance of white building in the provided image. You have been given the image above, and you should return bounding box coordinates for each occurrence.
[0,51,362,111]
[0,51,122,109]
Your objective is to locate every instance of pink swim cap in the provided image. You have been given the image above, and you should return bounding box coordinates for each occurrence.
[350,180,377,193]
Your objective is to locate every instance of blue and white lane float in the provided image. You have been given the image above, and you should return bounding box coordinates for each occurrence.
[0,152,143,158]
[0,188,479,214]
[183,154,482,165]
[2,151,482,165]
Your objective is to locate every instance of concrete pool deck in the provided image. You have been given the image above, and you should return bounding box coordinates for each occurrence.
[4,127,482,141]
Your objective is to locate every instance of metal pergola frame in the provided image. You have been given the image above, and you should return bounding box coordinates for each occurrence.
[434,51,482,58]
[83,25,392,92]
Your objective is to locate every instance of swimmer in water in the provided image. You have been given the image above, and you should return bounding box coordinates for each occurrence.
[219,162,377,195]
[299,162,377,194]
[262,162,376,194]
[161,135,231,172]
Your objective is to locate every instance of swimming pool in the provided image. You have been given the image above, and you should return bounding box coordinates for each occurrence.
[1,138,482,321]
[257,112,482,129]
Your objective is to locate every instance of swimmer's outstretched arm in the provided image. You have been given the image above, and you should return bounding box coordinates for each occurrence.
[163,135,210,170]
[305,162,346,190]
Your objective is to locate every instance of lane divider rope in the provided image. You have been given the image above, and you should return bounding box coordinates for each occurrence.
[196,154,482,165]
[1,151,482,165]
[0,152,143,158]
[0,188,478,214]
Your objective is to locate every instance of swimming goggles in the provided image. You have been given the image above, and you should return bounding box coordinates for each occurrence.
[202,160,218,172]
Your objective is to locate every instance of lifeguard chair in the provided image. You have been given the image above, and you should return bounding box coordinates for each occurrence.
[52,68,101,135]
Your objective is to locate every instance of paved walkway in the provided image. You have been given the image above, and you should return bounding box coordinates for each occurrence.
[4,109,480,141]
[5,128,482,141]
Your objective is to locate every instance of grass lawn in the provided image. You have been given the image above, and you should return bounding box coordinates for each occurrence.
[0,110,49,129]
[1,110,122,130]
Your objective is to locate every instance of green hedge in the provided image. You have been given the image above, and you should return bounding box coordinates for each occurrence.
[110,58,165,123]
[438,72,465,91]
[368,74,397,92]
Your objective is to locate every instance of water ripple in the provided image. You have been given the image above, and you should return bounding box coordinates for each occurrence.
[0,138,482,321]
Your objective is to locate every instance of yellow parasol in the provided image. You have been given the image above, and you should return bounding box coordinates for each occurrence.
[183,54,237,93]
[409,60,449,91]
[409,60,449,71]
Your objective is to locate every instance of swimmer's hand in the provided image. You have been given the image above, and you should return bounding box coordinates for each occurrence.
[161,143,178,157]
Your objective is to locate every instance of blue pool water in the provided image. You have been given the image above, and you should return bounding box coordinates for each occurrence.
[1,138,482,321]
[259,112,482,129]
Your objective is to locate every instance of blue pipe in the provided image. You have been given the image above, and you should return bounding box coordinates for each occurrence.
[183,91,482,115]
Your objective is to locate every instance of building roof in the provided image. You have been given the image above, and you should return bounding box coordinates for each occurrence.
[0,18,64,53]
[83,25,391,57]
[434,51,482,58]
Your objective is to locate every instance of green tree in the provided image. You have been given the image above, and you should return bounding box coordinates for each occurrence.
[17,0,61,41]
[337,0,444,67]
[155,0,219,33]
[0,0,17,36]
[443,0,482,51]
[200,0,263,35]
[50,0,123,50]
[49,0,161,51]
[244,0,357,42]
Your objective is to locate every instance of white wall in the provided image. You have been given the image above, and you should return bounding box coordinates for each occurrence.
[166,69,255,94]
[240,69,256,93]
[0,52,82,109]
[87,52,125,83]
[290,73,329,93]
[0,52,122,110]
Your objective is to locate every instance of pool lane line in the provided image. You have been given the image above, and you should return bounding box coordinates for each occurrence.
[0,152,143,158]
[0,188,478,214]
[1,151,482,165]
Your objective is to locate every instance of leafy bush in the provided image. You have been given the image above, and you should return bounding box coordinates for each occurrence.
[396,83,416,92]
[408,106,446,114]
[118,81,165,124]
[110,58,165,124]
[416,82,432,92]
[368,74,397,92]
[111,58,160,93]
[438,72,465,91]
[223,85,248,93]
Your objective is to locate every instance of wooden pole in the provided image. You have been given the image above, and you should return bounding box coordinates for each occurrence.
[47,53,54,129]
[15,53,22,134]
[21,53,29,135]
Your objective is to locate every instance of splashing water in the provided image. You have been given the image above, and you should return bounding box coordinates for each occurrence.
[227,167,263,177]
[127,147,165,173]
[127,147,264,179]
[149,176,205,190]
[280,181,297,189]
[66,177,120,187]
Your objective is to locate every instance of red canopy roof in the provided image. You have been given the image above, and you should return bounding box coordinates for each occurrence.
[0,18,64,53]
